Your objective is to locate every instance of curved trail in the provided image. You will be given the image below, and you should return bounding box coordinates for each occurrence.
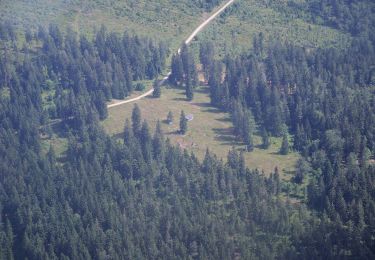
[107,0,235,109]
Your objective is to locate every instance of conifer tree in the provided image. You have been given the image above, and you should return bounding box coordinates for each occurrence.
[132,104,142,136]
[180,110,188,134]
[167,111,173,124]
[153,80,161,98]
[186,77,194,101]
[261,128,270,149]
[280,134,289,155]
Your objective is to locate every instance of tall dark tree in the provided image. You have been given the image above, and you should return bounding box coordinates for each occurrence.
[153,80,161,98]
[167,111,174,124]
[280,134,289,155]
[180,110,188,134]
[132,104,142,136]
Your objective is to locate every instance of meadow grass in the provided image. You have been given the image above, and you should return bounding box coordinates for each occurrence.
[194,0,352,56]
[103,85,299,179]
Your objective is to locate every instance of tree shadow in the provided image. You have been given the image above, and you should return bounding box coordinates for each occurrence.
[161,119,171,125]
[191,102,212,108]
[215,116,231,123]
[202,108,222,114]
[165,130,181,135]
[173,97,188,102]
[212,127,242,146]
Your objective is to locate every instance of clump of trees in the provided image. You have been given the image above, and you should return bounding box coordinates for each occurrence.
[169,44,198,101]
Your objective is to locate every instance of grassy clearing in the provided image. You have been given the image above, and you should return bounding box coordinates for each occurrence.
[1,0,219,51]
[194,0,352,56]
[103,85,299,179]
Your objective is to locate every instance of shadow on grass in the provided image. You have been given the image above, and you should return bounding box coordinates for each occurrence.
[165,130,181,135]
[191,102,211,108]
[161,119,171,125]
[212,127,242,146]
[173,97,188,102]
[215,116,231,123]
[202,108,223,114]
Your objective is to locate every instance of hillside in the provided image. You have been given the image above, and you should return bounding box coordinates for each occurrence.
[195,0,353,55]
[0,0,223,50]
[0,0,374,259]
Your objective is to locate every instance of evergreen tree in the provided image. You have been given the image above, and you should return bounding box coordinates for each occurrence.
[180,110,188,134]
[153,79,161,98]
[261,128,270,149]
[167,111,173,124]
[280,134,289,155]
[186,77,194,101]
[244,109,256,152]
[132,104,142,136]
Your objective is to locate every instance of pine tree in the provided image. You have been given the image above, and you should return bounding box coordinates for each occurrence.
[153,80,161,98]
[244,109,255,152]
[167,111,173,124]
[186,77,194,101]
[261,128,270,149]
[124,119,135,146]
[280,134,289,155]
[180,110,188,134]
[170,54,183,85]
[132,104,142,136]
[153,120,165,160]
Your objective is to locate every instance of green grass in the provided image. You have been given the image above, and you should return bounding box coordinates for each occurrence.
[193,0,352,56]
[102,85,299,178]
[1,0,223,52]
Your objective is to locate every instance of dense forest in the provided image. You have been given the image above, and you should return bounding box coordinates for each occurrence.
[0,0,375,259]
[194,0,375,257]
[0,23,168,122]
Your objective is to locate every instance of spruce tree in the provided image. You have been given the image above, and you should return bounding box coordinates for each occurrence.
[180,110,188,134]
[244,109,256,152]
[261,128,270,149]
[186,77,194,101]
[132,104,142,136]
[153,80,161,98]
[280,134,289,155]
[167,111,173,124]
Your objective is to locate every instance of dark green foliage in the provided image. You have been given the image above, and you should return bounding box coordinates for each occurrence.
[131,104,142,136]
[179,110,188,134]
[294,158,311,184]
[135,83,146,91]
[167,111,173,124]
[231,100,255,149]
[261,128,270,149]
[197,5,375,256]
[185,77,194,101]
[1,3,375,259]
[169,44,197,100]
[153,80,161,98]
[193,0,224,11]
[0,23,168,122]
[280,134,289,155]
[199,41,215,79]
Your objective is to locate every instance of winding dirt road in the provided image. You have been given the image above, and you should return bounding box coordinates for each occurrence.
[107,0,235,109]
